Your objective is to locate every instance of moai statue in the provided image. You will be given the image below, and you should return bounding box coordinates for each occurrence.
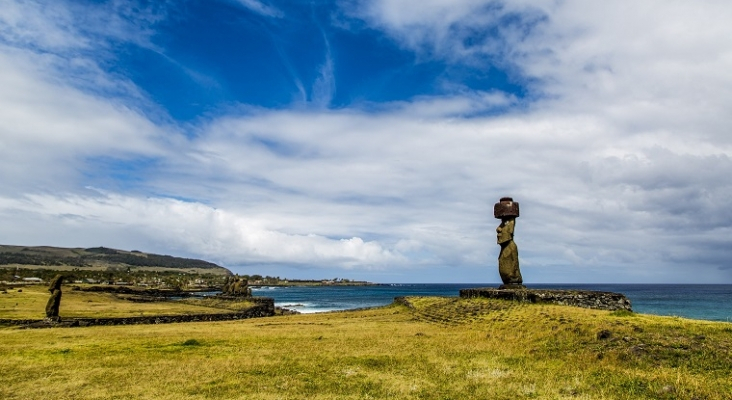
[494,197,524,289]
[222,275,251,296]
[232,277,251,297]
[231,277,242,295]
[222,275,233,294]
[45,274,64,321]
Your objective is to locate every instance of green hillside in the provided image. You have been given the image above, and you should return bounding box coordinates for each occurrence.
[0,245,231,276]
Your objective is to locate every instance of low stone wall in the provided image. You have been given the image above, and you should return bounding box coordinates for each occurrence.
[78,285,217,298]
[459,288,632,312]
[0,297,275,328]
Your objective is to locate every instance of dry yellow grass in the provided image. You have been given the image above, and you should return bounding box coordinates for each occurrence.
[1,291,731,399]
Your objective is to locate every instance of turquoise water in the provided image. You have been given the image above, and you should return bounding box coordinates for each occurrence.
[250,284,732,322]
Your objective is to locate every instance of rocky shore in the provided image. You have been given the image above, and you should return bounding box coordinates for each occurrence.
[459,287,632,312]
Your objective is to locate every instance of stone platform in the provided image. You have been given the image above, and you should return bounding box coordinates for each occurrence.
[459,288,632,312]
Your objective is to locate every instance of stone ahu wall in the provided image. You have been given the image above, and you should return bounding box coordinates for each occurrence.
[459,288,632,312]
[1,297,275,328]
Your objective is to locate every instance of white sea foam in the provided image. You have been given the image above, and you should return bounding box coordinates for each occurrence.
[279,302,308,307]
[277,302,344,313]
[296,308,341,314]
[251,286,280,292]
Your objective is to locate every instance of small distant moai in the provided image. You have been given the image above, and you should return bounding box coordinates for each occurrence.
[494,197,524,289]
[222,275,251,297]
[45,274,64,320]
[222,275,233,293]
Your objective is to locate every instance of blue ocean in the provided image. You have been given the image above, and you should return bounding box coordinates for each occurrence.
[251,284,732,322]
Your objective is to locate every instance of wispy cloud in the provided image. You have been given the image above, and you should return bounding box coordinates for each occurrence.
[231,0,283,18]
[343,0,548,64]
[0,0,166,52]
[0,0,87,51]
[311,36,335,107]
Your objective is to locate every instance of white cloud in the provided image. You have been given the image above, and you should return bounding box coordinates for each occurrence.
[0,192,402,269]
[0,48,172,193]
[0,0,179,194]
[347,0,732,153]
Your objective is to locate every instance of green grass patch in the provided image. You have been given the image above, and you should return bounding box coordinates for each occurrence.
[610,309,635,317]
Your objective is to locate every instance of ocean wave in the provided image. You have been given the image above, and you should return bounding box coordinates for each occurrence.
[277,301,347,314]
[251,286,282,291]
[296,308,343,314]
[279,302,307,307]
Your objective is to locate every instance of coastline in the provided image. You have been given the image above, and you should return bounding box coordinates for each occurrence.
[251,283,732,322]
[249,280,379,287]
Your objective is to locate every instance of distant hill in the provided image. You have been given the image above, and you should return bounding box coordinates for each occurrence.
[0,245,231,276]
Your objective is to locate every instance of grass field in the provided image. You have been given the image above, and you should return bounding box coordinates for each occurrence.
[1,287,731,399]
[0,285,245,319]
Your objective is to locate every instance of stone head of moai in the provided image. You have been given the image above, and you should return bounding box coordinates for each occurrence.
[222,275,251,297]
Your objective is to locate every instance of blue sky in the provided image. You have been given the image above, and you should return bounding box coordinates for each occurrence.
[115,0,526,119]
[1,0,732,283]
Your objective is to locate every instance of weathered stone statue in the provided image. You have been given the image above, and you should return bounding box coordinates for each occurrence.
[222,276,233,294]
[221,275,251,297]
[494,197,524,289]
[233,277,251,296]
[45,274,64,320]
